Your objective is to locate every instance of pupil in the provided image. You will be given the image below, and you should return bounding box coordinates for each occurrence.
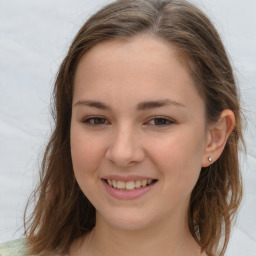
[155,118,166,125]
[95,118,104,124]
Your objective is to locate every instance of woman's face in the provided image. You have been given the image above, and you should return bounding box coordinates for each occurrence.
[70,35,210,231]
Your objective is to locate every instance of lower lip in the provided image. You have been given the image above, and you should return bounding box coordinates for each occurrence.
[101,179,157,200]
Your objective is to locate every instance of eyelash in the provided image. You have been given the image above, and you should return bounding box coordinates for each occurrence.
[82,116,175,127]
[147,117,175,126]
[82,116,110,126]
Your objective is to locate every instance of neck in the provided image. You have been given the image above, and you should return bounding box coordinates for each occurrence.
[80,211,201,256]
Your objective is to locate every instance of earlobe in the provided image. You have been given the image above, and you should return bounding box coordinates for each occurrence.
[202,109,235,167]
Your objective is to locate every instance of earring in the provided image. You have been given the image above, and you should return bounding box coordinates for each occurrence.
[208,156,212,163]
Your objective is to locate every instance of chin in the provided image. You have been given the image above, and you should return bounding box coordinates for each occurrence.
[97,209,155,231]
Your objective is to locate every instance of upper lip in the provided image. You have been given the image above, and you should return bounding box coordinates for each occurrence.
[102,175,157,182]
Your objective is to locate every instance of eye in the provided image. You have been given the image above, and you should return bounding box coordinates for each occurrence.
[146,117,175,126]
[82,116,110,126]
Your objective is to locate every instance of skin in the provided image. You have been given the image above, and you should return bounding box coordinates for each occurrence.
[69,35,235,256]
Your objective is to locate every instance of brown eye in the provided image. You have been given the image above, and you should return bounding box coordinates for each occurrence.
[147,117,174,126]
[83,117,109,126]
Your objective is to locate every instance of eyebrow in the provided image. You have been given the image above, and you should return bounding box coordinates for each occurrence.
[137,99,185,110]
[74,99,185,110]
[74,100,108,109]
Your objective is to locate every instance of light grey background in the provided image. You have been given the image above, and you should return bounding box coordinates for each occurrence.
[0,1,255,255]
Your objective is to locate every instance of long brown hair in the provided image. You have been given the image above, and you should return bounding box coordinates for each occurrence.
[24,0,244,255]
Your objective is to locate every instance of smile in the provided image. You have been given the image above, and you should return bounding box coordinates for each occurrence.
[105,179,156,190]
[102,178,158,200]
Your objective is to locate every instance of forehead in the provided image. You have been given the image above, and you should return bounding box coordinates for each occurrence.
[75,35,187,81]
[73,35,204,114]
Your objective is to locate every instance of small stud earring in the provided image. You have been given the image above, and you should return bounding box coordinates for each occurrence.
[208,156,212,163]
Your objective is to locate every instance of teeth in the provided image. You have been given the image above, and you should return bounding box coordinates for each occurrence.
[135,180,141,188]
[112,180,117,188]
[106,179,155,190]
[147,180,153,185]
[117,181,125,189]
[142,180,147,187]
[126,181,135,190]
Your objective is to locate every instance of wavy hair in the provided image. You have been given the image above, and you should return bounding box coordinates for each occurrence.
[24,0,244,255]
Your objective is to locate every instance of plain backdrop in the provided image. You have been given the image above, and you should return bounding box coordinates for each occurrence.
[0,0,256,255]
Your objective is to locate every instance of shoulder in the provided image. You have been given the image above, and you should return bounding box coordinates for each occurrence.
[0,239,28,256]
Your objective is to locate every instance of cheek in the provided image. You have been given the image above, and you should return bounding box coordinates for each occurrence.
[70,128,105,183]
[147,128,205,189]
[71,138,104,201]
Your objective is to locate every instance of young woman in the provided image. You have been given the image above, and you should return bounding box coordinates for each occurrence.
[0,0,244,255]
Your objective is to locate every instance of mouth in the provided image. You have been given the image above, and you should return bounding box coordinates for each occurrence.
[103,178,158,191]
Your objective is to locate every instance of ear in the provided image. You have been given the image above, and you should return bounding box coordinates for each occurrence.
[202,109,235,167]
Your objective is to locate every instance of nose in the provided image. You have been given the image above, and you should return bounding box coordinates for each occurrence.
[105,125,145,167]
